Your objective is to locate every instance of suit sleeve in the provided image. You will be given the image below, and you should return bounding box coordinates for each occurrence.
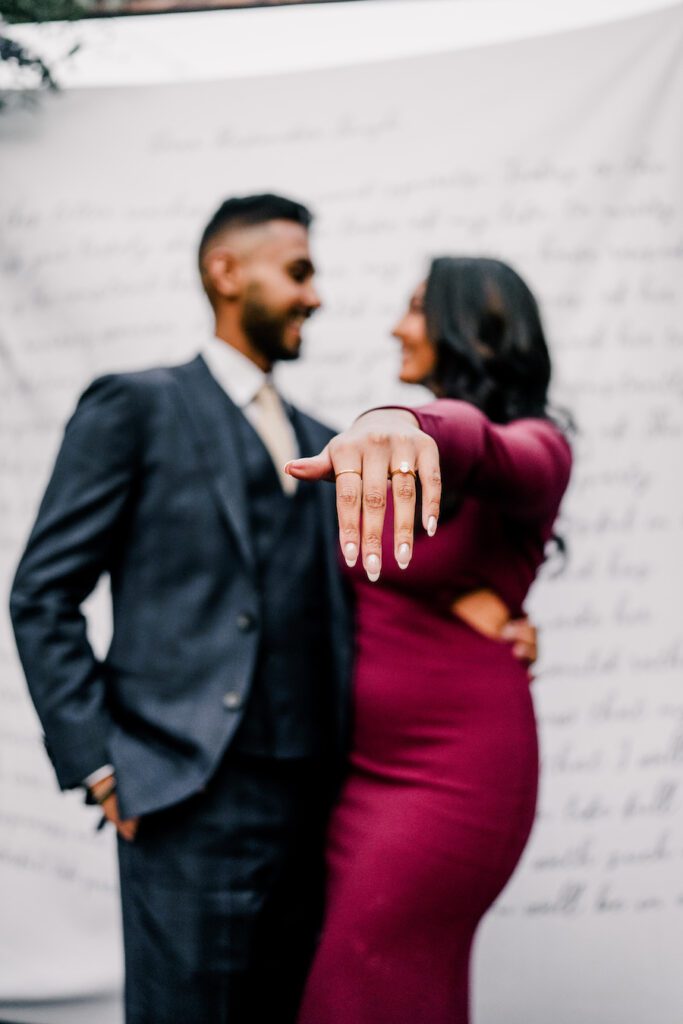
[9,375,141,790]
[411,399,572,523]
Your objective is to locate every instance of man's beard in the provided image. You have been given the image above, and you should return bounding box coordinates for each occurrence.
[240,292,308,364]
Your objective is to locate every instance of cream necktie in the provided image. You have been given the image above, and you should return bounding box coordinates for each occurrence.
[250,382,298,495]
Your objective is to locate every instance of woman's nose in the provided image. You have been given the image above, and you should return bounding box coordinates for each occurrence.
[392,316,408,341]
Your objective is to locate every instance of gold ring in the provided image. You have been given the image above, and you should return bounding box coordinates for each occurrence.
[389,461,416,479]
[334,470,362,480]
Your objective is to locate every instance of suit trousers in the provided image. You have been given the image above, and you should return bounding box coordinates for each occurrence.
[117,751,332,1024]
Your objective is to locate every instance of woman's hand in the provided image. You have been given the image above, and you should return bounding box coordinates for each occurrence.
[285,409,442,581]
[451,589,539,672]
[501,617,539,667]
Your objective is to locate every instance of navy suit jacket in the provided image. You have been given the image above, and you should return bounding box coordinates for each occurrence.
[10,355,353,818]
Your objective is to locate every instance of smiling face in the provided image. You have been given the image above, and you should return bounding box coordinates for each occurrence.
[202,218,321,369]
[237,220,320,363]
[391,281,438,385]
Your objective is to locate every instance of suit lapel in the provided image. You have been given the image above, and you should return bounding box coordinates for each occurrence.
[288,404,326,461]
[172,356,255,572]
[288,397,336,486]
[288,407,336,540]
[292,409,353,752]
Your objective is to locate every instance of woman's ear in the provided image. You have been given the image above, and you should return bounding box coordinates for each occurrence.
[202,246,242,301]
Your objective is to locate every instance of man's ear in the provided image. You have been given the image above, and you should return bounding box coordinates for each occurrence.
[202,246,243,300]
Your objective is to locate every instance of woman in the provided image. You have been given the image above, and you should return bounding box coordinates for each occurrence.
[286,257,572,1023]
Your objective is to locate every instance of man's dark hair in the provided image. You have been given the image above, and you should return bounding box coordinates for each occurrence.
[198,193,313,267]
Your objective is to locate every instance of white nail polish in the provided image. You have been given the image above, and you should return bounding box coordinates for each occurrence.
[397,543,411,569]
[366,553,381,582]
[427,516,438,537]
[344,542,358,567]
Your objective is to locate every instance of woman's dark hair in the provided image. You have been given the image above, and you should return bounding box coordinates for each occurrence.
[424,256,567,427]
[424,256,572,559]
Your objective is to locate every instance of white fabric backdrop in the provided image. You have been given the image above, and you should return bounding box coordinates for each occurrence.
[1,4,682,1021]
[6,0,681,87]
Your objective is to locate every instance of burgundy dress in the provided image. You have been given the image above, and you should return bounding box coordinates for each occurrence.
[298,401,572,1024]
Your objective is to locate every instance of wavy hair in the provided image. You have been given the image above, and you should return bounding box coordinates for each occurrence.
[424,257,569,428]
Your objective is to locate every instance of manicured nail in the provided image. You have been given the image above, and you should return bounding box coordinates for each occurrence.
[397,543,411,569]
[366,553,381,582]
[427,516,438,537]
[344,542,358,567]
[501,623,515,639]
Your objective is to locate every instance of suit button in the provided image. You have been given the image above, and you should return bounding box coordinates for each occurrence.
[236,612,255,632]
[222,691,243,711]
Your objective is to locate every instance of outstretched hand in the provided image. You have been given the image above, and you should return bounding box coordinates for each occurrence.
[285,409,442,582]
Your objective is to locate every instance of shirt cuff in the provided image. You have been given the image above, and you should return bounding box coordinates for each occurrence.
[83,764,115,788]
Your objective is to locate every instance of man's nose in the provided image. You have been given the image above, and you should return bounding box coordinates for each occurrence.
[303,281,322,312]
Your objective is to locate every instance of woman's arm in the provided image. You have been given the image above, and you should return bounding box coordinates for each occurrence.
[285,400,571,581]
[412,399,572,523]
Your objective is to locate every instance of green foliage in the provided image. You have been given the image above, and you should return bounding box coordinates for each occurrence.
[1,0,87,23]
[0,32,57,108]
[0,0,85,111]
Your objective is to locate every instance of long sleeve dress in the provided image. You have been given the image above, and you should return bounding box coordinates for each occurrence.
[297,400,573,1024]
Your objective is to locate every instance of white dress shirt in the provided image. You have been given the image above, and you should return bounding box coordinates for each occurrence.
[200,335,300,463]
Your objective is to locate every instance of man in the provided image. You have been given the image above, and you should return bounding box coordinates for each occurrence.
[11,194,353,1023]
[10,194,536,1023]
